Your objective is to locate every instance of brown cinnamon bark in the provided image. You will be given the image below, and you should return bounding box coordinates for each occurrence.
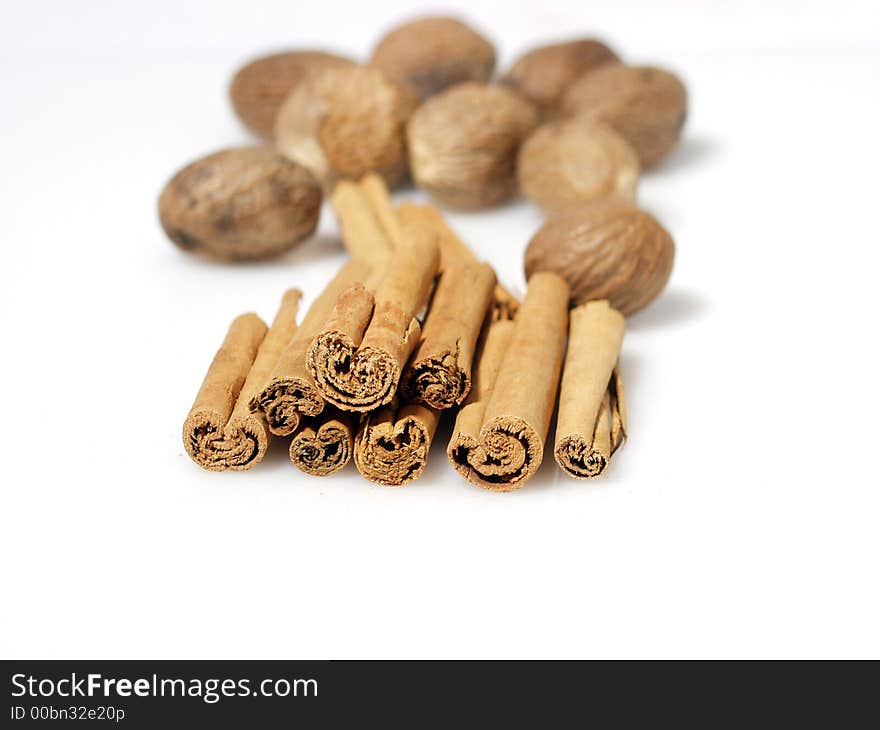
[184,289,301,471]
[331,175,398,265]
[395,201,519,318]
[400,261,496,408]
[250,258,372,435]
[307,215,440,411]
[354,402,440,486]
[289,407,358,476]
[554,300,627,478]
[447,272,569,490]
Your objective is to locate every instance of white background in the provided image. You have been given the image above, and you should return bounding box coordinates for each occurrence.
[1,0,878,659]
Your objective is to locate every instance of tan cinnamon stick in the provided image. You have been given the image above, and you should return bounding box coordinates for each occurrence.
[250,258,372,435]
[331,175,400,267]
[554,300,627,479]
[400,261,496,408]
[354,401,440,486]
[447,272,569,490]
[395,201,519,318]
[289,407,358,477]
[183,289,301,471]
[307,214,440,412]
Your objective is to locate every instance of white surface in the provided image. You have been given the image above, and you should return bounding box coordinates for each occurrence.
[1,0,878,659]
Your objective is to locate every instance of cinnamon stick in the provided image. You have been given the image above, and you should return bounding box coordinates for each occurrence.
[289,407,358,477]
[395,201,519,318]
[307,214,440,412]
[554,300,627,479]
[447,272,569,490]
[331,175,398,266]
[354,401,440,486]
[183,289,301,471]
[250,258,372,435]
[400,261,496,408]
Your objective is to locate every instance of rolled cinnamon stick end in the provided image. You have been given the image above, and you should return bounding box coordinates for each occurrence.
[183,313,269,471]
[554,301,626,479]
[354,402,440,486]
[251,258,372,435]
[401,261,496,408]
[447,272,569,490]
[307,222,439,412]
[289,408,357,476]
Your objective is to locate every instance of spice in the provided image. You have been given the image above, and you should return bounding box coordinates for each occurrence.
[501,38,619,118]
[370,16,496,101]
[289,408,358,477]
[517,119,639,214]
[229,50,355,139]
[354,401,440,486]
[183,290,301,470]
[250,259,372,436]
[447,272,569,490]
[524,202,674,316]
[158,148,321,261]
[307,220,439,411]
[562,65,687,168]
[407,82,538,208]
[554,301,627,479]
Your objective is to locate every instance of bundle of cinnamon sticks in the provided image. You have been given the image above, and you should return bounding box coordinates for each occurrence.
[182,175,629,489]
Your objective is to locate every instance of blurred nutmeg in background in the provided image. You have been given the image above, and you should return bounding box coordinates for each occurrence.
[518,119,639,214]
[500,38,620,118]
[229,50,356,139]
[407,82,538,208]
[370,16,496,101]
[562,65,688,168]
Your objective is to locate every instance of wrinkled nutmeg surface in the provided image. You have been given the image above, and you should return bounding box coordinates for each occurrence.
[370,16,496,101]
[229,50,355,138]
[275,66,417,188]
[524,202,674,315]
[518,119,639,214]
[562,65,688,168]
[158,147,322,261]
[501,38,619,118]
[407,82,538,208]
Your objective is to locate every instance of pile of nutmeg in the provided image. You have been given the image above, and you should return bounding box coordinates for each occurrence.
[159,15,683,317]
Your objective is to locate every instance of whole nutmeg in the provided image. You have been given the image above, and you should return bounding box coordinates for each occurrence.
[229,50,355,139]
[501,38,619,118]
[158,148,322,261]
[407,82,538,208]
[524,202,674,315]
[370,16,496,101]
[562,65,687,168]
[518,119,639,214]
[275,66,417,188]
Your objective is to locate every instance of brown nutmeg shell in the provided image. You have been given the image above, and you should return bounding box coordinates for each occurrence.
[370,16,496,101]
[407,82,538,209]
[524,202,674,316]
[158,147,322,261]
[275,66,417,188]
[501,38,619,118]
[518,119,639,214]
[562,65,687,168]
[229,51,355,139]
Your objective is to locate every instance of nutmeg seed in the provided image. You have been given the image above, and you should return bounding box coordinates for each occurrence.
[407,82,538,209]
[275,66,417,188]
[158,147,322,261]
[518,119,639,214]
[229,50,355,139]
[523,202,674,315]
[562,65,688,168]
[370,16,496,101]
[501,38,619,118]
